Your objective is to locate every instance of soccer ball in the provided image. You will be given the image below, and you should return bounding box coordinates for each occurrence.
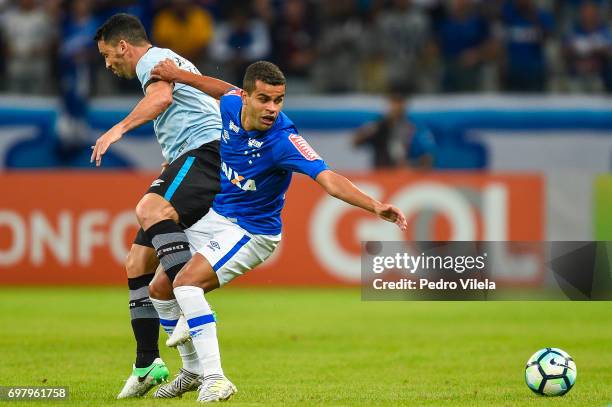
[525,348,577,396]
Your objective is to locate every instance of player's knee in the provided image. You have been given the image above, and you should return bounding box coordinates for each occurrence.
[202,279,220,293]
[134,198,149,226]
[125,250,145,278]
[135,197,157,226]
[172,271,189,288]
[149,274,172,300]
[135,195,177,227]
[173,267,219,293]
[148,279,163,300]
[172,263,198,288]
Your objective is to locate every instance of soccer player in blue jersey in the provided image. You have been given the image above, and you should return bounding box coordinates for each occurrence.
[147,59,407,402]
[93,14,222,398]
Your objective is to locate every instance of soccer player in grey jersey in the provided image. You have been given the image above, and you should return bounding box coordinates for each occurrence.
[93,14,221,399]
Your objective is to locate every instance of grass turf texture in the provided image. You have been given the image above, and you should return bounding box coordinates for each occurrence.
[0,287,610,406]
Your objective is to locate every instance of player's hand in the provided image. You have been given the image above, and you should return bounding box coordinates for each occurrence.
[151,59,180,83]
[374,203,407,231]
[161,160,169,173]
[90,126,123,167]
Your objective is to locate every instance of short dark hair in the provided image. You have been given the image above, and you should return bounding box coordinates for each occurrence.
[243,61,286,93]
[94,13,149,45]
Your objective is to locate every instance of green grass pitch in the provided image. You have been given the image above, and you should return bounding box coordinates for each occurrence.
[0,287,611,406]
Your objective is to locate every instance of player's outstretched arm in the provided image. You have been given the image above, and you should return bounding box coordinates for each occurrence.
[315,170,407,230]
[90,81,173,166]
[150,59,235,99]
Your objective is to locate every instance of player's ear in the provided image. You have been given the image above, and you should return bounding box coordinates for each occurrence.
[118,39,128,55]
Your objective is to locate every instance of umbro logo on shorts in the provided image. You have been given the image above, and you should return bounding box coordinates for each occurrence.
[207,240,221,251]
[151,179,165,187]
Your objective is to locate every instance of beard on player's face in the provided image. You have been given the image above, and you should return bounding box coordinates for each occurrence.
[116,62,135,79]
[98,41,134,79]
[108,54,133,79]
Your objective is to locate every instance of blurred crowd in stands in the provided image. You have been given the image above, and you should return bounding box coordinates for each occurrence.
[0,0,610,97]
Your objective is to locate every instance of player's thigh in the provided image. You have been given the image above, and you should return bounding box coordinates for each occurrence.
[184,210,280,288]
[143,141,221,229]
[177,210,222,292]
[213,233,280,286]
[125,243,159,278]
[149,264,175,300]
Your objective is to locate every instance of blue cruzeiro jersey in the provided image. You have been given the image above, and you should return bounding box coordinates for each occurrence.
[136,47,221,163]
[212,89,329,235]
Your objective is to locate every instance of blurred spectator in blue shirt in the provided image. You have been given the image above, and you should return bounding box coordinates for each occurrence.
[563,1,612,93]
[353,91,435,169]
[210,3,271,84]
[500,0,554,92]
[96,0,153,33]
[563,0,607,11]
[56,0,99,148]
[438,0,492,92]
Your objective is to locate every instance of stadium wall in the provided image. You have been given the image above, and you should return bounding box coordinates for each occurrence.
[1,171,544,285]
[1,95,612,171]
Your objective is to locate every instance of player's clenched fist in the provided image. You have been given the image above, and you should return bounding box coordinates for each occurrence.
[90,125,123,166]
[151,59,180,82]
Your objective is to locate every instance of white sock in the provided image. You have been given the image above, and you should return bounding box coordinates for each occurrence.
[150,298,202,374]
[173,286,224,378]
